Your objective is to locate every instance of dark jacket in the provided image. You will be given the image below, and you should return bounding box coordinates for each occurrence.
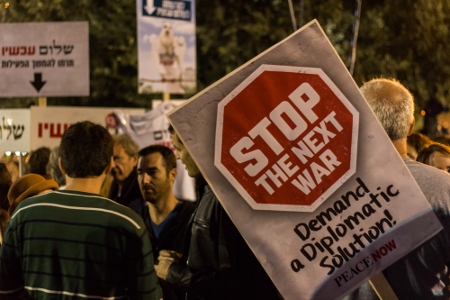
[142,200,195,260]
[108,168,146,214]
[142,200,195,300]
[166,184,280,300]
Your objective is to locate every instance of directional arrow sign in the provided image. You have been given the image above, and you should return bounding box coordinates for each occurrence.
[0,21,89,97]
[30,73,46,92]
[142,0,192,21]
[144,1,156,15]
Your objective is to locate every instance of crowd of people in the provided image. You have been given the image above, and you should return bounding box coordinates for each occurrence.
[0,77,450,299]
[0,118,280,299]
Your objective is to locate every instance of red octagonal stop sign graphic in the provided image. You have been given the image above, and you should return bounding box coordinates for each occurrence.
[215,65,359,212]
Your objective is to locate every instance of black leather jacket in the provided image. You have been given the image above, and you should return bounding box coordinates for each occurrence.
[166,184,280,300]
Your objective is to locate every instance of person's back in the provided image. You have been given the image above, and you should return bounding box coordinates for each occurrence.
[2,190,157,298]
[344,78,450,299]
[0,121,162,299]
[387,158,450,298]
[345,159,450,299]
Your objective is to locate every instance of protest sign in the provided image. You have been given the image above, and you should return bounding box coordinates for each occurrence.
[0,109,30,152]
[28,106,145,151]
[0,22,89,97]
[136,0,197,94]
[216,65,359,212]
[167,20,442,299]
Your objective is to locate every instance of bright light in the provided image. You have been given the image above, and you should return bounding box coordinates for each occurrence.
[421,110,426,116]
[15,151,21,156]
[5,151,11,156]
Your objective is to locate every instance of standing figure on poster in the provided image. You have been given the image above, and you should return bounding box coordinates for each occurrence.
[152,23,186,94]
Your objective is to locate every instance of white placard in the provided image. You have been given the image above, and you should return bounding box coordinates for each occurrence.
[0,21,89,97]
[167,20,441,299]
[29,106,145,151]
[137,0,197,94]
[0,109,30,152]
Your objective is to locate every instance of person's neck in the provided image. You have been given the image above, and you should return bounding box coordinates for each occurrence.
[148,193,179,225]
[64,175,105,195]
[392,138,408,158]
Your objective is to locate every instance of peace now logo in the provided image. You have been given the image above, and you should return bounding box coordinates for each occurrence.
[215,65,359,212]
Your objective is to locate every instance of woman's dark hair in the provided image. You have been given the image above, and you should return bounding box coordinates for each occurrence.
[0,162,11,211]
[28,147,51,177]
[407,133,432,153]
[417,142,450,165]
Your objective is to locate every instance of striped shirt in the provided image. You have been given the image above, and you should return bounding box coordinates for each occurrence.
[0,190,162,300]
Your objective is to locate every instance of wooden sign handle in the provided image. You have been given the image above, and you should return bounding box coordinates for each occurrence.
[369,272,398,300]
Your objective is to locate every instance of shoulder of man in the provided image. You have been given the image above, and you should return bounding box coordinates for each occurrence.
[404,158,450,224]
[12,191,146,230]
[176,199,195,213]
[404,158,450,194]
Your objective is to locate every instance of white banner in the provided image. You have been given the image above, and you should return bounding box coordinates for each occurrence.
[0,21,89,97]
[0,109,30,152]
[26,106,145,151]
[167,20,442,299]
[136,0,197,94]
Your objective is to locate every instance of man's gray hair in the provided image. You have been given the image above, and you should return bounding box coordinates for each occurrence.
[46,146,66,187]
[360,78,414,140]
[112,134,139,157]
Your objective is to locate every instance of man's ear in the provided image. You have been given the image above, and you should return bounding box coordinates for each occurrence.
[132,154,139,167]
[104,157,114,175]
[58,158,67,175]
[169,167,177,182]
[408,119,415,136]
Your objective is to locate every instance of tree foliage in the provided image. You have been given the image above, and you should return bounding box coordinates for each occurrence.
[1,0,450,116]
[354,0,450,111]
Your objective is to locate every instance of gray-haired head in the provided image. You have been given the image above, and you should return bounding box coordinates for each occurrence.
[360,78,414,141]
[112,134,139,157]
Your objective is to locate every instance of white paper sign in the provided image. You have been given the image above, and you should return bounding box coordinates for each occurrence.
[136,0,197,94]
[0,21,89,97]
[0,109,30,152]
[167,20,442,299]
[28,106,145,151]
